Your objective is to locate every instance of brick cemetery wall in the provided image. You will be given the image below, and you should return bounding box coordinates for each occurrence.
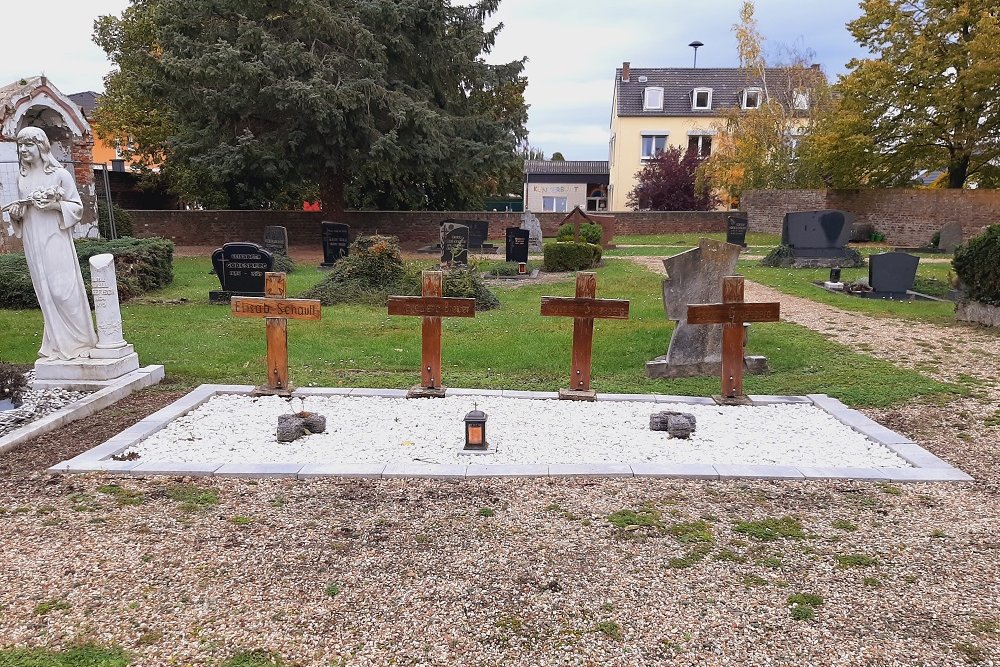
[742,188,1000,246]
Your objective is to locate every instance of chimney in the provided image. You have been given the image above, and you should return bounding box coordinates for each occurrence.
[622,62,630,82]
[810,63,821,70]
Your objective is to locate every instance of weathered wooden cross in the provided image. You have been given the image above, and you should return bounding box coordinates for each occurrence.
[686,276,780,404]
[540,272,630,400]
[231,272,322,394]
[387,270,476,397]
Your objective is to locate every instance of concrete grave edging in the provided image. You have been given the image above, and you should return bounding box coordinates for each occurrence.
[49,385,973,483]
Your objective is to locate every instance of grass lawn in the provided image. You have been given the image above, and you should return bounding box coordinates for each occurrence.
[613,231,782,247]
[0,256,958,408]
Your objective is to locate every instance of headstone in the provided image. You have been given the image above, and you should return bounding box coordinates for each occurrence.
[263,226,289,256]
[440,221,470,266]
[938,221,963,252]
[465,220,490,248]
[521,211,543,253]
[505,228,530,263]
[726,216,749,247]
[868,252,919,298]
[779,210,861,267]
[645,238,768,379]
[210,242,274,302]
[320,222,350,267]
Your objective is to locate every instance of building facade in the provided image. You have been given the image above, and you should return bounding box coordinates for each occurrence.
[608,62,818,211]
[523,160,609,213]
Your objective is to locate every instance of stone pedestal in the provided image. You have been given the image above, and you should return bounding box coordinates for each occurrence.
[645,355,768,379]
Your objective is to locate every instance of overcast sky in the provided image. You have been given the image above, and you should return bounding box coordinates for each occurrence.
[0,0,868,161]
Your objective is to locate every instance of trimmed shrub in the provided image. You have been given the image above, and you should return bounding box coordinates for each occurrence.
[0,237,174,309]
[488,261,539,277]
[556,222,602,245]
[272,253,296,274]
[543,241,602,272]
[97,200,134,238]
[953,224,1000,306]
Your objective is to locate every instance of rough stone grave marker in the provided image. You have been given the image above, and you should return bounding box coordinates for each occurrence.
[210,242,274,303]
[231,272,322,393]
[726,216,748,247]
[320,221,350,268]
[505,228,530,263]
[440,221,470,266]
[540,272,630,400]
[387,271,476,397]
[938,221,963,252]
[263,225,289,256]
[521,211,543,253]
[687,276,780,404]
[646,238,768,378]
[868,252,919,299]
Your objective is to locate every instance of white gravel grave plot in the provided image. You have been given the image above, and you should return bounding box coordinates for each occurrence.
[0,372,91,439]
[126,393,911,468]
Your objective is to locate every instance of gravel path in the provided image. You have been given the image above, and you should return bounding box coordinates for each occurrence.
[0,258,998,666]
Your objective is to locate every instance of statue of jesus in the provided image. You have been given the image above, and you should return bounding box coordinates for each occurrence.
[3,126,97,360]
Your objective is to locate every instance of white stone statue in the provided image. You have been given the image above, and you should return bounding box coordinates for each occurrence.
[3,127,97,360]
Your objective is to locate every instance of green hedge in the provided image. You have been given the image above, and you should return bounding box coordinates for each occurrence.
[97,200,134,238]
[557,222,602,244]
[542,241,603,272]
[0,237,174,309]
[953,224,1000,306]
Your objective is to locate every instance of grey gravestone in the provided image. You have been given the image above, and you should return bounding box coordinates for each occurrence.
[441,221,470,265]
[505,228,530,263]
[868,252,919,298]
[320,222,350,268]
[465,220,490,248]
[521,211,543,253]
[263,225,288,256]
[209,242,274,303]
[646,238,767,378]
[938,221,963,252]
[726,216,748,247]
[780,209,862,268]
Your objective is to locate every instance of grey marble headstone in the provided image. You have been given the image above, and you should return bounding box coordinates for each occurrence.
[521,211,543,253]
[645,238,768,378]
[938,221,963,252]
[782,210,855,258]
[263,226,288,256]
[869,252,919,296]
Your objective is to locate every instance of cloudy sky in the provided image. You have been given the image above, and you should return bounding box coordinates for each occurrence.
[0,1,868,161]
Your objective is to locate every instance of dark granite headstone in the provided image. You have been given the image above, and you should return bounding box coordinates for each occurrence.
[782,210,854,256]
[505,228,530,263]
[210,242,273,302]
[441,222,470,265]
[263,225,288,256]
[869,252,919,297]
[726,216,749,247]
[320,222,350,267]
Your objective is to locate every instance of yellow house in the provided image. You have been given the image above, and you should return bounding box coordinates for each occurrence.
[608,62,817,211]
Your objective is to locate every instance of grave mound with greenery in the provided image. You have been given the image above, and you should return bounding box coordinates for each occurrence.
[759,245,864,269]
[953,224,1000,306]
[0,237,174,309]
[302,234,500,310]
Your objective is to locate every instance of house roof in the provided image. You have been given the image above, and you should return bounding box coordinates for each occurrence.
[524,160,609,175]
[68,91,100,116]
[615,66,822,117]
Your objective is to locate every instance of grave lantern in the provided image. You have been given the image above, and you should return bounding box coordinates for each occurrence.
[518,262,527,275]
[829,268,842,283]
[463,406,488,450]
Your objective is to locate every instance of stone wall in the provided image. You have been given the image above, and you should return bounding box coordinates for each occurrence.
[742,188,1000,246]
[125,210,732,249]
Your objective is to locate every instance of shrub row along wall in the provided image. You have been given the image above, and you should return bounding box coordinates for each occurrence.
[125,210,730,250]
[742,188,1000,247]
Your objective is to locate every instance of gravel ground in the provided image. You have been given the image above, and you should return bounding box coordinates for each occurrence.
[1,260,999,666]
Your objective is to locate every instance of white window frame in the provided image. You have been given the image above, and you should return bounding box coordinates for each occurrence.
[643,86,664,111]
[692,88,713,110]
[542,196,568,212]
[793,89,810,111]
[742,87,763,109]
[640,131,669,160]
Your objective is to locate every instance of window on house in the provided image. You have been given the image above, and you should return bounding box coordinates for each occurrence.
[692,88,712,110]
[687,134,713,158]
[742,87,763,109]
[640,133,668,160]
[643,87,664,110]
[542,196,568,212]
[793,89,810,110]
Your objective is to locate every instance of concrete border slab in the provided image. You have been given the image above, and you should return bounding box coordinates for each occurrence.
[298,463,387,479]
[714,464,806,480]
[466,464,549,477]
[382,463,468,479]
[549,464,634,477]
[630,463,719,479]
[215,463,303,478]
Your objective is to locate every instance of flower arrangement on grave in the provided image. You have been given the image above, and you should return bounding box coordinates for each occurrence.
[0,363,28,407]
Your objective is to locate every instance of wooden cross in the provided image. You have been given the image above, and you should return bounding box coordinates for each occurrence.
[540,272,630,400]
[686,276,780,404]
[231,272,322,394]
[387,270,476,397]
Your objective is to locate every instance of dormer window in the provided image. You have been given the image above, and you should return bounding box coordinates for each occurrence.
[692,88,712,110]
[643,87,664,110]
[742,87,763,109]
[793,89,810,110]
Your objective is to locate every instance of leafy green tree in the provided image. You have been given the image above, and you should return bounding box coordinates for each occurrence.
[810,0,1000,188]
[93,0,527,211]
